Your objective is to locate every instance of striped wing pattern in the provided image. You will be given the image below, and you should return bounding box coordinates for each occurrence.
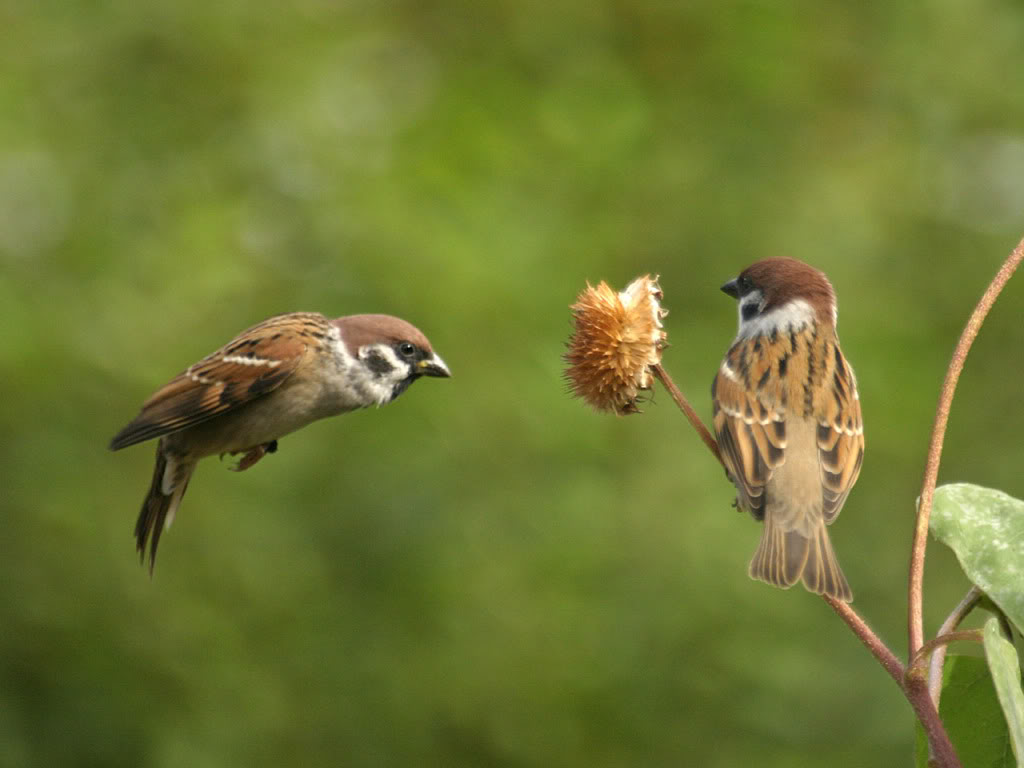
[712,324,863,522]
[109,313,323,450]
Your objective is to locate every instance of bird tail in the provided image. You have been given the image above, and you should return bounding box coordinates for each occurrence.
[749,516,852,602]
[135,442,193,575]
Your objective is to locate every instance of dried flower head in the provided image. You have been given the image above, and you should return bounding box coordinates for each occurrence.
[564,274,668,414]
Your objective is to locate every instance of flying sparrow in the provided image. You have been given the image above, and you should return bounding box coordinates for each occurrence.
[712,259,863,601]
[110,312,450,571]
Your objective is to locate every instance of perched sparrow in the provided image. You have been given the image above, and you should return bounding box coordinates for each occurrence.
[712,259,863,601]
[110,312,450,571]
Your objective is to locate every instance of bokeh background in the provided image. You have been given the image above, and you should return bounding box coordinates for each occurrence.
[3,1,1024,766]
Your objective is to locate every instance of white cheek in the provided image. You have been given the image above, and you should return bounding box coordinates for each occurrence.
[358,344,412,406]
[737,298,816,339]
[360,345,405,376]
[319,335,394,411]
[328,330,357,375]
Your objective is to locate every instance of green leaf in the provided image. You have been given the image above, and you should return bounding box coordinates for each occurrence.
[931,483,1024,632]
[984,618,1024,767]
[916,654,1014,768]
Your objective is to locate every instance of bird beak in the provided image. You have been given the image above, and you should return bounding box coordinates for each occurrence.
[417,355,451,378]
[720,278,740,299]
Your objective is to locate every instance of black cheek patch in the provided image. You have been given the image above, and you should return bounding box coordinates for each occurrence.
[741,303,759,321]
[364,351,395,376]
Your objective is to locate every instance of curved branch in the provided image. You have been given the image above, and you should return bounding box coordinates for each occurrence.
[908,239,1024,656]
[909,629,985,681]
[928,587,983,708]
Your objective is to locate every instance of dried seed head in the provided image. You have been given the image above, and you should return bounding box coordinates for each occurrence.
[564,274,668,415]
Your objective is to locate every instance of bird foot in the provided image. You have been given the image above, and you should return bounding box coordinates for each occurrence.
[225,440,278,472]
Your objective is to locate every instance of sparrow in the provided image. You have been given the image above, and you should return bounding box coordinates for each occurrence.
[109,312,450,572]
[711,258,863,601]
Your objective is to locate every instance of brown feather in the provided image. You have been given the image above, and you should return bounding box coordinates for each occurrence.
[109,313,319,450]
[739,258,837,322]
[334,314,435,355]
[134,442,195,574]
[111,309,448,574]
[713,296,862,601]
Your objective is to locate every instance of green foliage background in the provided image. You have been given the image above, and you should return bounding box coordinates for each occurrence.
[3,1,1024,765]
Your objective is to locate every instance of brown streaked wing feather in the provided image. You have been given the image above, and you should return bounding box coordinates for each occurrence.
[816,349,864,523]
[109,313,319,449]
[713,367,787,520]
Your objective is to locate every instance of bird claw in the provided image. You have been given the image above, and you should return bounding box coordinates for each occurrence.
[223,440,278,472]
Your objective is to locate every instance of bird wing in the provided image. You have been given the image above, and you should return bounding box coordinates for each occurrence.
[711,362,787,521]
[109,313,321,450]
[815,346,864,523]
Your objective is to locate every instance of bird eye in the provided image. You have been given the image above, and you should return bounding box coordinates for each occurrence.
[738,275,753,293]
[397,342,416,358]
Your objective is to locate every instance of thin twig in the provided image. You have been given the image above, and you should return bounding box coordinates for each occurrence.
[823,596,904,685]
[652,363,723,467]
[928,587,983,709]
[909,239,1024,657]
[825,597,961,768]
[909,629,985,680]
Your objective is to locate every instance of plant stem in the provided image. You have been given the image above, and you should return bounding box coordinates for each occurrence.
[823,596,904,684]
[909,629,985,679]
[909,239,1024,657]
[905,677,963,768]
[652,363,723,467]
[823,596,960,767]
[928,587,983,708]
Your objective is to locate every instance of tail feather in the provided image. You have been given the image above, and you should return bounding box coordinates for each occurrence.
[801,522,852,602]
[749,517,852,602]
[135,443,193,574]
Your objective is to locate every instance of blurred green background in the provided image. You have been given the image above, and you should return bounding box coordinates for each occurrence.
[3,0,1024,765]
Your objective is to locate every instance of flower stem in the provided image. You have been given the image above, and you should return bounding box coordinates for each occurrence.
[651,364,723,468]
[909,239,1024,657]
